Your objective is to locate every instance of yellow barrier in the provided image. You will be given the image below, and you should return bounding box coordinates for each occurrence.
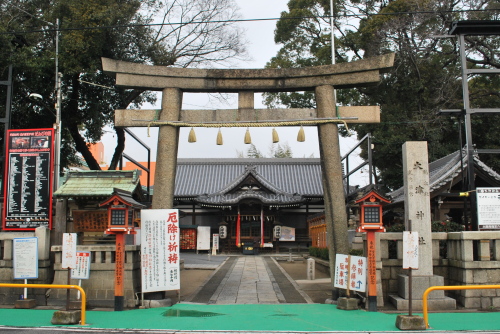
[423,285,500,329]
[0,283,86,325]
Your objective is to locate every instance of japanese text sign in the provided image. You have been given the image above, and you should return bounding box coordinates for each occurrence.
[477,188,500,230]
[212,234,219,250]
[62,233,77,269]
[403,231,419,269]
[13,237,38,279]
[2,129,54,230]
[71,251,91,279]
[333,254,367,292]
[141,209,180,292]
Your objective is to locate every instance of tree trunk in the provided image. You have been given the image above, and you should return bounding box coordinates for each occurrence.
[68,122,101,170]
[108,127,125,170]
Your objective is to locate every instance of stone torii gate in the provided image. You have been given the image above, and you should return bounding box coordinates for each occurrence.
[102,54,394,287]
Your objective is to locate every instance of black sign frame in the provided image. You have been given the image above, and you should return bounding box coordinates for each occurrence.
[2,128,54,230]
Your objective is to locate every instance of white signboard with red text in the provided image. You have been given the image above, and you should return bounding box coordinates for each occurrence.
[71,251,91,280]
[141,209,180,292]
[333,254,367,292]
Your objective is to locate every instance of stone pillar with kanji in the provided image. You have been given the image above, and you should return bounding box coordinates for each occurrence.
[389,142,456,311]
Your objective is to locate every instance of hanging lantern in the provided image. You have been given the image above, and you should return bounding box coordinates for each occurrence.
[244,128,252,144]
[272,128,279,143]
[297,126,305,142]
[216,128,223,145]
[188,127,197,143]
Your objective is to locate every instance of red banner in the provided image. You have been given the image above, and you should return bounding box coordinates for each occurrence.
[236,210,241,247]
[260,208,264,247]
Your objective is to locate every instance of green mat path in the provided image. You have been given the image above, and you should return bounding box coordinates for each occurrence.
[0,304,499,332]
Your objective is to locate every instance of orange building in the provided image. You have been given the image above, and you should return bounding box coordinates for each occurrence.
[87,142,155,186]
[88,142,106,166]
[120,161,156,186]
[308,214,327,248]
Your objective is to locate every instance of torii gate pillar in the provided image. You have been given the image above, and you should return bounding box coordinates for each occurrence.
[154,88,182,209]
[315,85,349,281]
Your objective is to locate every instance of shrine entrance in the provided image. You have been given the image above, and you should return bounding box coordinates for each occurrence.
[102,54,394,260]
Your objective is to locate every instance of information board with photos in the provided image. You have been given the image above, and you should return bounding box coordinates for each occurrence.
[2,129,54,230]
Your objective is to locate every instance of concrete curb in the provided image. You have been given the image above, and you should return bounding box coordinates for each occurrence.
[271,257,314,304]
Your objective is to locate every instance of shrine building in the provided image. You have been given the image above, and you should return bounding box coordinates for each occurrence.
[54,158,329,251]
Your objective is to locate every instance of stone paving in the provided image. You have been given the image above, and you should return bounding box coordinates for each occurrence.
[209,257,281,304]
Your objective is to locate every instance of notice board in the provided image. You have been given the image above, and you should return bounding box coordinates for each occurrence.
[477,187,500,230]
[333,254,367,292]
[141,209,180,293]
[2,129,54,230]
[197,226,210,251]
[13,237,38,279]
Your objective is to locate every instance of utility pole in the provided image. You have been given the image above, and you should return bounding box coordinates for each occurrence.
[54,18,62,191]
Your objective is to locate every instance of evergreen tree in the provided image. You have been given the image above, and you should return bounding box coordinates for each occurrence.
[269,142,293,158]
[1,0,246,171]
[246,143,264,158]
[266,0,500,190]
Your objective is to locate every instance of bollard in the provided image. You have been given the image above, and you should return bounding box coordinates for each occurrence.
[307,258,315,280]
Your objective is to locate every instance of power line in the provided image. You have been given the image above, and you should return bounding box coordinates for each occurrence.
[2,8,498,35]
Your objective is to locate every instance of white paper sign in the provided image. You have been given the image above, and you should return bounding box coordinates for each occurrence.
[403,231,419,269]
[477,187,500,230]
[71,251,91,279]
[141,209,180,293]
[333,254,367,292]
[212,234,219,250]
[13,237,38,279]
[62,233,77,269]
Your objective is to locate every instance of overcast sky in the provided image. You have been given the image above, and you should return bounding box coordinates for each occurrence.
[101,0,370,185]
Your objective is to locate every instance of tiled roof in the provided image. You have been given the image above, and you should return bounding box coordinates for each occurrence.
[195,164,305,206]
[54,170,142,198]
[175,158,323,198]
[99,188,147,209]
[388,150,500,204]
[56,159,327,205]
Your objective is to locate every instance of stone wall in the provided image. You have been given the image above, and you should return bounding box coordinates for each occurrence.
[445,232,500,309]
[378,231,500,309]
[49,245,141,308]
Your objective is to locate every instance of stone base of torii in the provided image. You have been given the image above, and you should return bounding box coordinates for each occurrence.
[102,54,394,302]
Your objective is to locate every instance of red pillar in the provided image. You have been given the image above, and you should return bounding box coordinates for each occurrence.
[366,231,377,311]
[114,233,125,311]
